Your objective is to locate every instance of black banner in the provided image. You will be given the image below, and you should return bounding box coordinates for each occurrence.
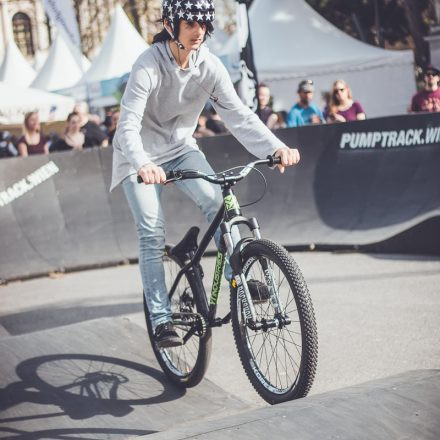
[0,113,439,281]
[235,0,259,112]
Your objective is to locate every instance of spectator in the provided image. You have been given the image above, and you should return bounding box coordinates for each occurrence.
[274,111,287,129]
[103,109,113,131]
[286,79,325,127]
[89,113,103,127]
[257,83,278,130]
[206,108,228,134]
[108,109,120,144]
[51,112,85,152]
[410,65,440,113]
[325,79,366,123]
[194,114,215,138]
[73,101,108,148]
[0,131,18,158]
[17,111,49,156]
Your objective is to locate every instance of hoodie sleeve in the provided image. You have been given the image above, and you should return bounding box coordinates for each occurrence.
[210,57,288,159]
[115,59,155,172]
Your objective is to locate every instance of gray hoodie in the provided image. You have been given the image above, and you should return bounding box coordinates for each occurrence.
[110,41,287,191]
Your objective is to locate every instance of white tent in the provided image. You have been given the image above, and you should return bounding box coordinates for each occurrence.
[78,4,149,85]
[0,82,75,124]
[0,40,36,87]
[33,50,48,72]
[206,27,230,56]
[225,0,415,117]
[31,33,91,91]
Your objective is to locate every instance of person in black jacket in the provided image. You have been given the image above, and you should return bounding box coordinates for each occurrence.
[51,112,85,152]
[73,102,108,148]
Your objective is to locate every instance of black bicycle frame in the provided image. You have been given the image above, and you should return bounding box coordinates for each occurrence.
[167,184,260,327]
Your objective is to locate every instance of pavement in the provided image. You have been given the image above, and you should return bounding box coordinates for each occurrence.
[1,251,440,438]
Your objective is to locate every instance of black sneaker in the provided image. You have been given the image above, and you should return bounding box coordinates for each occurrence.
[247,279,270,304]
[154,322,183,348]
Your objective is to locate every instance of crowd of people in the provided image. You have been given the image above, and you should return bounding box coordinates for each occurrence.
[255,77,366,130]
[0,102,119,159]
[0,64,439,159]
[194,63,439,137]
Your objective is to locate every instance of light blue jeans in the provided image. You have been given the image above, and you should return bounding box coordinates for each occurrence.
[122,150,226,330]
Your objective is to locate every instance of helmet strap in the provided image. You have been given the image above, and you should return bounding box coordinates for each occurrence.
[164,18,186,51]
[176,40,186,50]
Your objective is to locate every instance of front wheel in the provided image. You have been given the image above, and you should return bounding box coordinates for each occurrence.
[230,239,318,404]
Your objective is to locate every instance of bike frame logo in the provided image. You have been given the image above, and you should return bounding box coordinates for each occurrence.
[224,195,239,211]
[210,252,225,305]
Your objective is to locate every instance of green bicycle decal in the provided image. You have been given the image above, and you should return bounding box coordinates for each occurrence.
[224,194,239,211]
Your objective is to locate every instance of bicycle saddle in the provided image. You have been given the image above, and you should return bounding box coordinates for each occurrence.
[168,226,200,261]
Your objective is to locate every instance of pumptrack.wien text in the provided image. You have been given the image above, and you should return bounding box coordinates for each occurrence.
[339,126,440,149]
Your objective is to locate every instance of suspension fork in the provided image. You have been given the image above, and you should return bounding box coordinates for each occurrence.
[258,257,284,315]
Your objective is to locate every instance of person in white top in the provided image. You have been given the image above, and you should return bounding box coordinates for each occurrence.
[113,0,301,347]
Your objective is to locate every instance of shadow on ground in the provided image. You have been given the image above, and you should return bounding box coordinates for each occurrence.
[0,427,156,440]
[0,303,142,336]
[0,353,185,425]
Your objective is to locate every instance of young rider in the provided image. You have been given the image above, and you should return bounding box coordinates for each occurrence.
[111,0,300,348]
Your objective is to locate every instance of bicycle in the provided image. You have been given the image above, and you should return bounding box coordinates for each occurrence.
[138,156,318,404]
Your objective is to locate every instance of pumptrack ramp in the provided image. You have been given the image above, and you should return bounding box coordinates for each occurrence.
[139,370,440,440]
[0,113,439,281]
[2,314,439,439]
[0,317,251,438]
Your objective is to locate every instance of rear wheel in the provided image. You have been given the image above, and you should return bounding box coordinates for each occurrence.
[230,239,318,404]
[144,246,212,387]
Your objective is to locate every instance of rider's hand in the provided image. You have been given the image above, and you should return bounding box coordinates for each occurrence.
[274,147,300,173]
[138,163,166,184]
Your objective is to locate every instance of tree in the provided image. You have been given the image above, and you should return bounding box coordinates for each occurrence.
[305,0,435,66]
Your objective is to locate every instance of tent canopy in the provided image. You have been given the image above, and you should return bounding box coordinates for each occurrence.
[206,27,230,56]
[250,0,412,74]
[0,40,36,87]
[33,50,48,71]
[78,4,149,85]
[31,33,90,91]
[0,82,75,125]
[224,0,415,117]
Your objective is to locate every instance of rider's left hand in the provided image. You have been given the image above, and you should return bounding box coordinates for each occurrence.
[274,147,300,173]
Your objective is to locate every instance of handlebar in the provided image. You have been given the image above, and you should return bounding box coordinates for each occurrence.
[137,155,281,185]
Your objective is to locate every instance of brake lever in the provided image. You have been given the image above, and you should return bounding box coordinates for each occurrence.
[164,170,183,185]
[164,176,181,185]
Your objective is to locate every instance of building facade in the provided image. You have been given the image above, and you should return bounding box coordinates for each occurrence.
[0,0,162,60]
[0,0,49,59]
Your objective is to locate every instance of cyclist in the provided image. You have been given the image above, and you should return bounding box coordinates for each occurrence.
[110,0,300,348]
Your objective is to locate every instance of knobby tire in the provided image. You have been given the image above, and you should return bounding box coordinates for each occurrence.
[230,239,318,404]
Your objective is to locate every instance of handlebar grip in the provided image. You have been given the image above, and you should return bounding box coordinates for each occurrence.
[137,170,179,184]
[266,155,282,166]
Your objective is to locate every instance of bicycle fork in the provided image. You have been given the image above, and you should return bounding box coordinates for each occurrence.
[223,222,290,332]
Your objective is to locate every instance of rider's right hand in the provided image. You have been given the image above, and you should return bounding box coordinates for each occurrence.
[138,163,166,185]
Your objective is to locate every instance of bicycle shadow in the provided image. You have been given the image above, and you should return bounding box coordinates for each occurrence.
[0,353,185,423]
[0,426,156,440]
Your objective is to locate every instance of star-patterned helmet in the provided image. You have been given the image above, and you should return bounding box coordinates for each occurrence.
[162,0,215,28]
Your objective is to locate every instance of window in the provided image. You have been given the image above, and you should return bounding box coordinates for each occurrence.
[12,12,35,56]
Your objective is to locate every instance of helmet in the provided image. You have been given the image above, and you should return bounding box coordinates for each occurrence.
[162,0,215,31]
